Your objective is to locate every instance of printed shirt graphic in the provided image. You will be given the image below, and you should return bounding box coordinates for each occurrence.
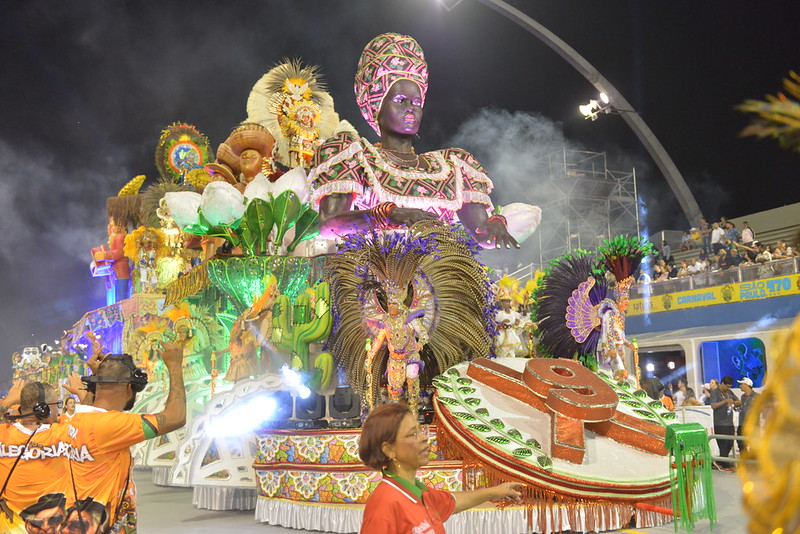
[360,478,455,534]
[65,407,159,531]
[0,422,71,534]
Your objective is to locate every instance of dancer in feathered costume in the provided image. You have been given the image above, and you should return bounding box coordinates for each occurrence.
[533,236,652,381]
[533,251,607,368]
[324,220,495,412]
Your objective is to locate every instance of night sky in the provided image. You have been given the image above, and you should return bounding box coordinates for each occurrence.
[1,1,797,384]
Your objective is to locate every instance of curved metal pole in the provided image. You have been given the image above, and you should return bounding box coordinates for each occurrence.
[474,0,703,226]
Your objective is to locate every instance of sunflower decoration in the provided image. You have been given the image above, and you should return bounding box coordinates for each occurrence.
[155,122,213,183]
[737,70,800,154]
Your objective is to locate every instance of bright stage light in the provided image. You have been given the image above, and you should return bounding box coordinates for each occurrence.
[599,92,610,104]
[281,365,302,387]
[667,361,676,370]
[281,364,312,399]
[646,363,655,373]
[578,100,599,118]
[206,395,277,438]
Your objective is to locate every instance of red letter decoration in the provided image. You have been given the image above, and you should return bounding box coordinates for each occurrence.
[466,358,668,464]
[524,358,618,463]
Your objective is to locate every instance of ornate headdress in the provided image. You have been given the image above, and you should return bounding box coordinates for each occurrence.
[247,60,348,169]
[382,279,407,305]
[354,33,429,135]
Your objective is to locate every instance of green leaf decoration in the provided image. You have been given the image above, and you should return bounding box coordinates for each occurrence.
[489,418,505,430]
[619,381,631,390]
[507,428,522,440]
[272,190,302,246]
[468,424,492,433]
[475,408,490,416]
[525,438,541,449]
[446,368,461,377]
[486,435,510,445]
[437,396,459,406]
[513,448,533,458]
[435,383,454,393]
[662,412,677,420]
[452,412,476,421]
[245,198,274,254]
[617,392,632,399]
[458,387,476,395]
[633,389,648,398]
[240,225,256,254]
[634,409,656,418]
[456,377,473,386]
[537,456,553,468]
[286,207,320,253]
[464,398,481,407]
[622,400,642,407]
[648,400,665,409]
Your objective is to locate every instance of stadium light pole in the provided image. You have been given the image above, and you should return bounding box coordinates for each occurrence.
[468,0,704,226]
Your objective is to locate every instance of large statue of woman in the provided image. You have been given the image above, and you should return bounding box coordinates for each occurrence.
[308,33,520,249]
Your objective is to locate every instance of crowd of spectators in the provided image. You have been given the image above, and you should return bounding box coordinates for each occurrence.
[645,374,760,471]
[641,217,797,284]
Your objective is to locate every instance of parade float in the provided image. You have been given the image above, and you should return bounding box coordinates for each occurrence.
[26,33,720,534]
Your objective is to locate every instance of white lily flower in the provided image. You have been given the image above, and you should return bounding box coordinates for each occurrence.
[501,203,542,244]
[271,167,309,203]
[201,181,245,225]
[164,191,202,227]
[243,173,272,204]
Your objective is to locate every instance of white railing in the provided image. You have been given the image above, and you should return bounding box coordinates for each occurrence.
[630,257,800,298]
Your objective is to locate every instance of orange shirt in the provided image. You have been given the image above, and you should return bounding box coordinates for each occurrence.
[64,407,159,531]
[361,478,456,534]
[0,422,70,534]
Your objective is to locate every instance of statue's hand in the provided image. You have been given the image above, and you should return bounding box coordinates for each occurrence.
[475,220,520,249]
[387,207,438,227]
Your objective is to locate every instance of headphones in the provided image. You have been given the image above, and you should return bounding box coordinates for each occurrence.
[81,353,148,394]
[31,383,50,421]
[6,383,51,422]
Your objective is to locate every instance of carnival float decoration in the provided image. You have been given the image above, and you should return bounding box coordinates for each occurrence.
[155,122,213,184]
[247,59,352,170]
[17,27,724,534]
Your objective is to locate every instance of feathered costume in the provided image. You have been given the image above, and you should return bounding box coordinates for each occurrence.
[324,221,495,410]
[534,236,652,377]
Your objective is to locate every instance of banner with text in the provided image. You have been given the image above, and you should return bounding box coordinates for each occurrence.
[627,273,800,316]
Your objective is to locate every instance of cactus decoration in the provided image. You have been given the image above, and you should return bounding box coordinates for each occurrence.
[271,281,333,391]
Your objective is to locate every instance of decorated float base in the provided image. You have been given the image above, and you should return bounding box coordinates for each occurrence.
[253,423,673,533]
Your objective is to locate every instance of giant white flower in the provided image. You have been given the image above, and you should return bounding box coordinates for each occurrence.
[271,167,309,203]
[243,173,271,204]
[201,181,245,225]
[164,191,202,228]
[501,203,542,244]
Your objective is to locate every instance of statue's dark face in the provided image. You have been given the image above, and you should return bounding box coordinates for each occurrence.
[378,79,423,137]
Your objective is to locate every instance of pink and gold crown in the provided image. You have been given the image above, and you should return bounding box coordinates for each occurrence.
[354,33,428,135]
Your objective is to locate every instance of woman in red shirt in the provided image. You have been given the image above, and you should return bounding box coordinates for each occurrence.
[359,403,521,533]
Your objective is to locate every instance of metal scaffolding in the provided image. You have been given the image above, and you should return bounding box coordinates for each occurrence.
[535,148,640,269]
